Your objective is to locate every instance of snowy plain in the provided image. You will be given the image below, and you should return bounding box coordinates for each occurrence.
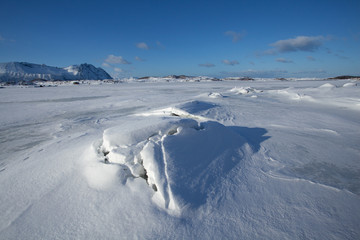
[0,79,359,239]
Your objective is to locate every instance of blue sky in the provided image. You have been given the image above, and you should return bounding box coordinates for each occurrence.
[0,0,359,78]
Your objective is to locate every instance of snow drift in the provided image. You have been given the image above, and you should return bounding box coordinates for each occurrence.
[87,101,254,214]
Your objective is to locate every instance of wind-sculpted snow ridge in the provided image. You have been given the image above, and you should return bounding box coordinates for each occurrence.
[84,101,253,214]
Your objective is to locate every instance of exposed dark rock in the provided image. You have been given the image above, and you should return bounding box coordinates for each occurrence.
[328,75,360,80]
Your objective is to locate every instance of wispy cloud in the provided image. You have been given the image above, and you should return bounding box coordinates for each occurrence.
[276,58,293,63]
[199,63,216,67]
[307,56,316,61]
[135,56,145,62]
[270,36,324,53]
[334,53,349,59]
[102,62,111,68]
[156,41,165,49]
[114,67,123,72]
[136,42,149,50]
[222,59,239,66]
[105,54,131,64]
[225,31,245,42]
[0,35,14,42]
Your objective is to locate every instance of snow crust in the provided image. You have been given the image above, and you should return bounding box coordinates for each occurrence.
[0,79,359,239]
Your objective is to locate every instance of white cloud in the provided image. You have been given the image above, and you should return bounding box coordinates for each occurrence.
[0,35,4,41]
[102,62,111,68]
[225,31,245,42]
[199,63,216,67]
[114,67,123,72]
[105,54,131,64]
[136,42,149,50]
[276,58,293,63]
[222,59,239,66]
[270,36,324,53]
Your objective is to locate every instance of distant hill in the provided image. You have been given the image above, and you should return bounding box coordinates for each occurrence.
[0,62,112,83]
[328,75,360,80]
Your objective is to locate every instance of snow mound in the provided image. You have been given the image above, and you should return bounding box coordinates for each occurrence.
[86,101,253,214]
[176,100,217,115]
[318,83,336,89]
[229,86,260,95]
[137,100,217,122]
[343,82,357,88]
[268,84,360,110]
[270,88,314,101]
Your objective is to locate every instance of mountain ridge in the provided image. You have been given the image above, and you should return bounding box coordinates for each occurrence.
[0,62,112,83]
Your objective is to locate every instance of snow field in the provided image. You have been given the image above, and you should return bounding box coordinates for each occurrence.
[0,79,359,239]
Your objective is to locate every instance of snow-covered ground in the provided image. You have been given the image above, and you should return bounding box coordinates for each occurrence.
[0,79,359,239]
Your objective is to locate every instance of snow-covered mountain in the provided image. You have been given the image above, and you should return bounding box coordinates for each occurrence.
[0,62,112,83]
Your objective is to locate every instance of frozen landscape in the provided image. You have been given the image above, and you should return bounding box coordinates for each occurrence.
[0,78,359,239]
